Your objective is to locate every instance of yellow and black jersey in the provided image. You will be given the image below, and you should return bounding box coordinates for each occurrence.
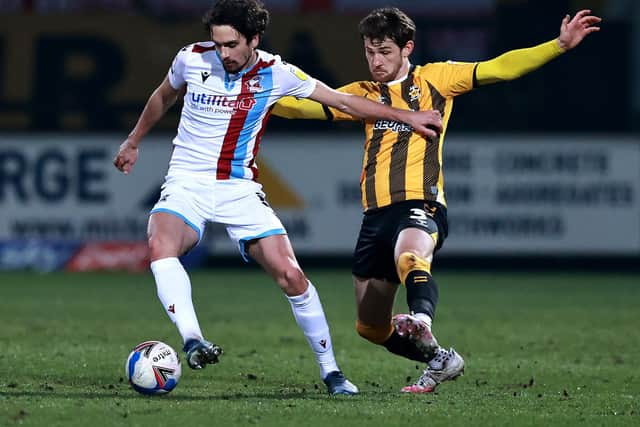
[329,62,475,211]
[271,39,564,212]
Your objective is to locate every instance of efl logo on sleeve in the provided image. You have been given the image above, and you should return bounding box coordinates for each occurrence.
[288,65,309,81]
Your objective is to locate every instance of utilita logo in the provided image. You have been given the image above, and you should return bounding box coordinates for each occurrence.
[190,93,256,111]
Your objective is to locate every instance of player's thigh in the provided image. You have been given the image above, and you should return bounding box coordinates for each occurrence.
[353,275,398,326]
[148,212,199,260]
[216,181,287,262]
[148,175,207,260]
[352,209,398,283]
[392,201,447,263]
[395,227,435,263]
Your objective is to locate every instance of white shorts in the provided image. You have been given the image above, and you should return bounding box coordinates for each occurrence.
[150,174,286,260]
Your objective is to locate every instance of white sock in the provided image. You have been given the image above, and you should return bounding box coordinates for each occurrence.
[150,257,203,345]
[286,282,339,379]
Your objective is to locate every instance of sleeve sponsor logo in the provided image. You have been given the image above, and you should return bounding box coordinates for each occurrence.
[288,64,309,81]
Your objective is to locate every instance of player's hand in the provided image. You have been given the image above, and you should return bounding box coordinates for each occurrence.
[113,138,139,175]
[557,10,601,51]
[405,110,442,139]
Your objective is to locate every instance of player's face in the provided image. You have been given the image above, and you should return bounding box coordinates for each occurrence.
[210,25,259,73]
[363,37,413,82]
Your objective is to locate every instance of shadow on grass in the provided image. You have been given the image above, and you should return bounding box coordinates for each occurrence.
[0,390,375,401]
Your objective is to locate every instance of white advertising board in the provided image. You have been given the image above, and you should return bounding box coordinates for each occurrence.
[0,134,638,256]
[441,136,640,255]
[0,134,168,243]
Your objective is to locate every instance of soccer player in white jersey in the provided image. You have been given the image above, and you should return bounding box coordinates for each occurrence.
[113,0,442,395]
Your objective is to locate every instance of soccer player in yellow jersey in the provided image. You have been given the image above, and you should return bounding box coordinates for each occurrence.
[272,8,600,393]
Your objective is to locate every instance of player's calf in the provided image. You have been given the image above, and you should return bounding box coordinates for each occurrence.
[356,319,431,363]
[397,252,439,323]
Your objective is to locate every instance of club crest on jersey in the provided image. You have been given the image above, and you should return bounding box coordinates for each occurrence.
[409,84,421,102]
[245,75,263,93]
[378,94,391,104]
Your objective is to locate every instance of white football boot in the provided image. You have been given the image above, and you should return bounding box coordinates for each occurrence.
[402,347,465,393]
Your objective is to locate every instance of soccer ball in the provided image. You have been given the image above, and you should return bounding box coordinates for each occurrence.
[125,341,182,395]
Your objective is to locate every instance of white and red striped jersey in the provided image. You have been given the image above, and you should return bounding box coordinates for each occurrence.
[166,41,316,180]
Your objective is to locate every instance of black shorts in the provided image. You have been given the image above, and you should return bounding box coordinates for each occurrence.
[352,200,448,284]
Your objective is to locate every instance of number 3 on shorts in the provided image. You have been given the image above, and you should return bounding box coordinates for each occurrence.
[409,208,428,222]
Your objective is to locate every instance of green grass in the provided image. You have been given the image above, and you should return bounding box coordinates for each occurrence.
[1,270,639,426]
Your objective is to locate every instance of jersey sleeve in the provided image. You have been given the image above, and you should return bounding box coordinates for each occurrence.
[475,39,564,85]
[167,45,190,89]
[274,62,318,99]
[271,82,365,122]
[326,82,368,121]
[420,61,476,97]
[271,96,329,120]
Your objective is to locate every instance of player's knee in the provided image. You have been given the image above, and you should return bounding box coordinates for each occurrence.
[397,252,431,284]
[356,320,393,345]
[148,234,173,261]
[277,264,307,295]
[282,266,305,286]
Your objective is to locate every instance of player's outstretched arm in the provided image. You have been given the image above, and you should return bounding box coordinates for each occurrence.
[272,96,329,120]
[475,9,601,86]
[113,77,182,174]
[308,81,442,138]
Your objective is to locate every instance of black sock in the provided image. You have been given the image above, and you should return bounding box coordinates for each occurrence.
[382,331,430,363]
[405,270,439,319]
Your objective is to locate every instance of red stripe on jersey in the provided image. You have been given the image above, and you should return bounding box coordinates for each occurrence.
[216,59,274,180]
[248,106,273,181]
[192,44,215,53]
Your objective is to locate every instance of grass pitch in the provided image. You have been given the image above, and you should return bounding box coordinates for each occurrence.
[1,269,639,426]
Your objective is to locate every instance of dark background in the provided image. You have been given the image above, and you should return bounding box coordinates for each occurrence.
[0,0,636,134]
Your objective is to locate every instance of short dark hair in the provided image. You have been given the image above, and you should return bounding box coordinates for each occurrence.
[358,7,415,48]
[202,0,269,41]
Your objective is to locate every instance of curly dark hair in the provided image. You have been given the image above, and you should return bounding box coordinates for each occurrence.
[202,0,270,41]
[358,7,415,48]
